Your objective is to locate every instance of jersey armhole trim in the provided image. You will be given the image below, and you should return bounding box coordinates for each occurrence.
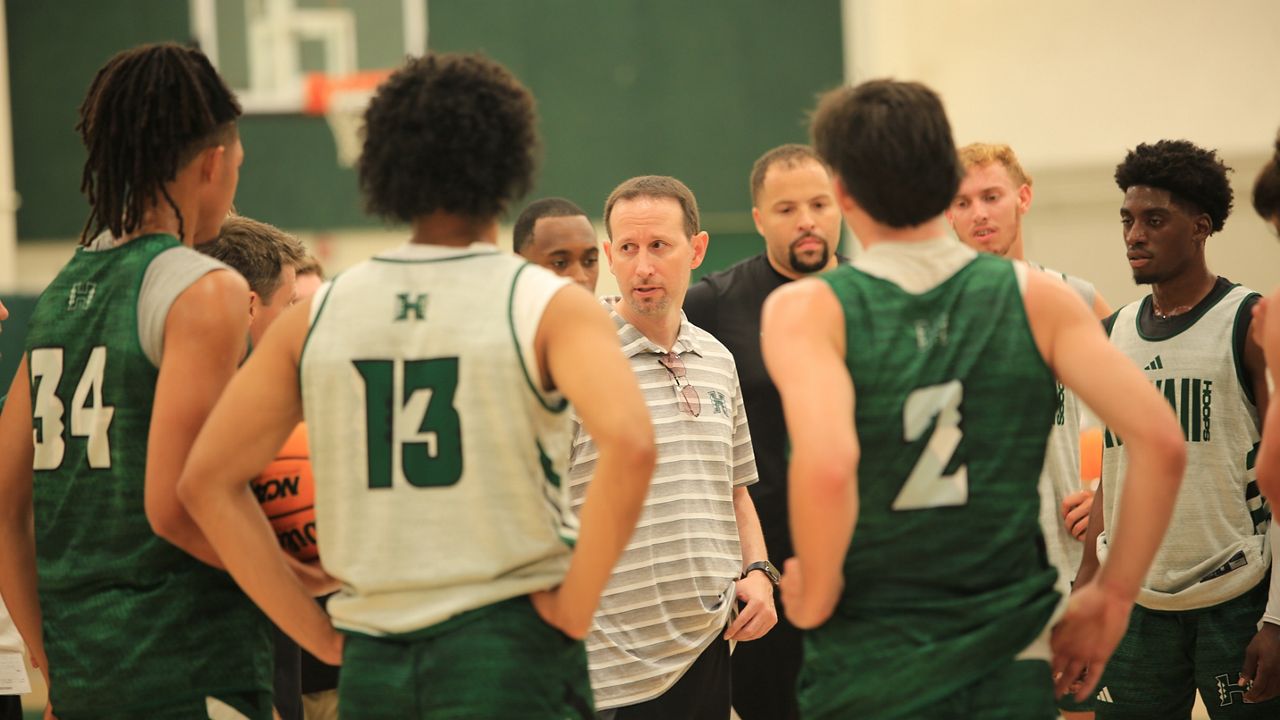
[1233,291,1263,408]
[508,263,569,414]
[1010,261,1055,380]
[1102,309,1120,337]
[136,236,189,369]
[134,247,156,368]
[297,275,338,390]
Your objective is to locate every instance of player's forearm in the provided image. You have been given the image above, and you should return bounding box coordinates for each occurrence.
[1257,401,1280,503]
[1073,482,1105,588]
[557,437,655,636]
[1094,436,1185,601]
[145,495,224,568]
[732,486,769,567]
[1263,529,1280,627]
[788,453,856,626]
[0,514,45,663]
[179,478,337,658]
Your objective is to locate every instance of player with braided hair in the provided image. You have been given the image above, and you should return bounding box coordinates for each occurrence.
[0,43,278,719]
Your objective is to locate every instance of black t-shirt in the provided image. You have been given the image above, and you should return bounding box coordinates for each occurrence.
[684,253,845,559]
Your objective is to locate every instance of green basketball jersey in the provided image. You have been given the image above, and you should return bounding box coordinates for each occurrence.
[24,234,270,716]
[801,254,1061,718]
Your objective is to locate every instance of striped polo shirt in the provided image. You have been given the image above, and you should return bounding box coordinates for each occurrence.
[568,298,758,710]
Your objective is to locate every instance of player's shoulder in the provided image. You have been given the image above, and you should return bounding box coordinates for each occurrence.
[154,246,245,309]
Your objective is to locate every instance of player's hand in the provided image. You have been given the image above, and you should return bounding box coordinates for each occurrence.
[530,587,591,640]
[779,557,806,624]
[1050,580,1134,701]
[285,554,341,597]
[28,644,52,708]
[725,571,777,642]
[1062,489,1094,541]
[1241,621,1280,702]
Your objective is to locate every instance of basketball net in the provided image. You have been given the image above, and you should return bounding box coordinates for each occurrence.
[303,70,392,168]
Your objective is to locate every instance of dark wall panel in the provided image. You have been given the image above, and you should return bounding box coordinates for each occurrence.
[10,0,842,240]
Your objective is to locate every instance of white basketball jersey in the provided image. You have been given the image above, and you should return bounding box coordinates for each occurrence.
[1029,264,1096,594]
[1099,284,1267,611]
[300,242,576,636]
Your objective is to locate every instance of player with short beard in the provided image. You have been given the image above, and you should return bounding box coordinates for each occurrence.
[683,143,843,720]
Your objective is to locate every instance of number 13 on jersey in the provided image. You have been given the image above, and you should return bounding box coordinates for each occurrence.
[354,357,463,489]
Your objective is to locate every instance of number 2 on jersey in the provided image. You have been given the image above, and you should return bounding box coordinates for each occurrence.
[354,357,463,489]
[892,380,968,510]
[30,346,115,470]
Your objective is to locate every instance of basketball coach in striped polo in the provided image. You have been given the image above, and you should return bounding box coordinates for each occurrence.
[566,175,777,719]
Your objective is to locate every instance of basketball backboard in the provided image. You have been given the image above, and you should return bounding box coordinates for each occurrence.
[189,0,427,115]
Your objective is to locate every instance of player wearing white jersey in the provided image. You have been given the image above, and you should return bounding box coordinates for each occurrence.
[1077,140,1280,717]
[948,146,1112,720]
[177,53,655,720]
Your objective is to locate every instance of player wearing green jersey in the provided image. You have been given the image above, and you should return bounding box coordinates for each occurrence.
[0,44,276,719]
[761,79,1186,719]
[177,53,656,719]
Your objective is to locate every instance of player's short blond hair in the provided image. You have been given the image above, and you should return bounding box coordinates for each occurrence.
[957,143,1033,188]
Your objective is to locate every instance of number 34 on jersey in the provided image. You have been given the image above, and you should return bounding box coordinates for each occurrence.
[30,346,116,470]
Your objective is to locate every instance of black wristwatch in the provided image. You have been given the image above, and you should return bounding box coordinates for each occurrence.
[741,560,780,588]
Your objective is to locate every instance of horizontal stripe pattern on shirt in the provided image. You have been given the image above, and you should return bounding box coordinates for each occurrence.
[568,299,757,709]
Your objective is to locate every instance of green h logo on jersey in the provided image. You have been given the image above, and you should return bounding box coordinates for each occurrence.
[914,314,950,350]
[395,293,428,321]
[66,282,97,311]
[354,356,463,488]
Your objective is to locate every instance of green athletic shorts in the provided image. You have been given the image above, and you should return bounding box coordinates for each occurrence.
[54,690,273,720]
[1058,688,1096,713]
[801,655,1057,719]
[338,595,594,719]
[1096,578,1280,719]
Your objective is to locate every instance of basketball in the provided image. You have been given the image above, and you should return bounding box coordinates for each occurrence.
[253,423,319,562]
[1080,426,1103,484]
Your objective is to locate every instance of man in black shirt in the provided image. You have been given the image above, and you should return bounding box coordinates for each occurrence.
[684,144,843,720]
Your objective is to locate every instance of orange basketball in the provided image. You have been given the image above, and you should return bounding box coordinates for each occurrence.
[253,423,318,562]
[1080,427,1103,484]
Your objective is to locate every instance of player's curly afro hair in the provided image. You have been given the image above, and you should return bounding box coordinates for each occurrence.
[1114,140,1233,234]
[1253,129,1280,223]
[358,52,538,223]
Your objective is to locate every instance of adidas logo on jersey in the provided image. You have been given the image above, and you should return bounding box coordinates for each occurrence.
[1095,686,1114,703]
[1144,355,1164,371]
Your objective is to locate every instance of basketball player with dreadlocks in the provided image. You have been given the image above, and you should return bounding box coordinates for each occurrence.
[0,43,276,719]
